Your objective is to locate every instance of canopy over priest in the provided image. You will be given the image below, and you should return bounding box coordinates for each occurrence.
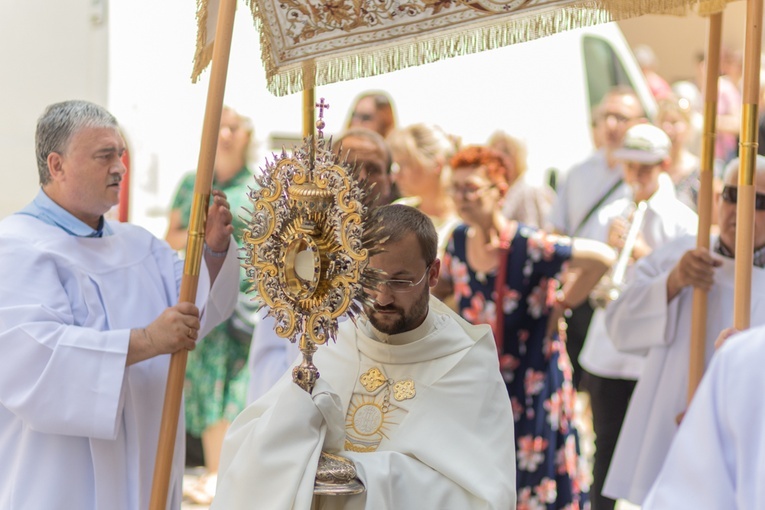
[0,100,239,509]
[213,204,516,509]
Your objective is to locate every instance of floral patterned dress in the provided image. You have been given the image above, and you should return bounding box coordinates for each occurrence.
[443,224,586,510]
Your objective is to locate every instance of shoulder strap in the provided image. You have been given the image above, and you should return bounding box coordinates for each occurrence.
[573,178,623,236]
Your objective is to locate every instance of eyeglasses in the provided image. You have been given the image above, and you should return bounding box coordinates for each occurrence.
[352,112,375,122]
[597,112,635,124]
[377,264,431,293]
[721,185,765,211]
[448,184,494,199]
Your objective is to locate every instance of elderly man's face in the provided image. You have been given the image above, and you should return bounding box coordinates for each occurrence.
[339,135,392,206]
[718,167,765,251]
[47,126,127,228]
[595,93,645,152]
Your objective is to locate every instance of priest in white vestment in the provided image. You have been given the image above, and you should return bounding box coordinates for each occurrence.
[602,156,765,505]
[0,101,239,510]
[214,205,517,509]
[642,326,765,509]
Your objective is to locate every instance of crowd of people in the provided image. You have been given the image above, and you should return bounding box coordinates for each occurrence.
[2,48,765,509]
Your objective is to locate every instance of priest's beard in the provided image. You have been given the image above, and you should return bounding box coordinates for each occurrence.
[366,285,430,335]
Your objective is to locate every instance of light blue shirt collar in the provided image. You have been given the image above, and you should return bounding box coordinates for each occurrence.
[17,188,113,237]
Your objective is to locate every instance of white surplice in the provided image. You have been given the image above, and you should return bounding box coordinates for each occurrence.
[214,296,517,510]
[578,176,697,380]
[643,327,765,509]
[247,310,303,404]
[0,215,238,510]
[602,234,765,504]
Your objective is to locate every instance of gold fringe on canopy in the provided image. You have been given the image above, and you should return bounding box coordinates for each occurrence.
[192,0,739,95]
[192,0,215,83]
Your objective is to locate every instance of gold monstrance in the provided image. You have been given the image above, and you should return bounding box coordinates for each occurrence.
[242,99,384,496]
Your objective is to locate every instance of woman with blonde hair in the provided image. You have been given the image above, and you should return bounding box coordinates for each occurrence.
[166,106,256,505]
[656,95,700,211]
[387,123,461,256]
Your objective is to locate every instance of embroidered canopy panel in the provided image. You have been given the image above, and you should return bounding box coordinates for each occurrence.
[193,0,738,96]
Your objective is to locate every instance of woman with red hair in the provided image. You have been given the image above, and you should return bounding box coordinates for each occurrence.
[437,145,614,509]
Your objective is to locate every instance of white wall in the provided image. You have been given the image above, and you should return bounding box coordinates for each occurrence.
[0,0,108,219]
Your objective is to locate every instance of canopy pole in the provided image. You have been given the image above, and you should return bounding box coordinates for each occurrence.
[734,0,763,331]
[303,86,316,137]
[688,12,722,403]
[149,0,237,508]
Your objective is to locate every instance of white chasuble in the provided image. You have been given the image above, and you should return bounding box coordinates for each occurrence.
[213,296,517,510]
[602,234,765,504]
[0,215,238,510]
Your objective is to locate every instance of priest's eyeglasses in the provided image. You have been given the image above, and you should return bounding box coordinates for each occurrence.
[378,264,431,293]
[721,185,765,211]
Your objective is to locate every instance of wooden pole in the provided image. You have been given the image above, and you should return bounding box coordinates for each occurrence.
[303,86,316,137]
[733,0,763,331]
[688,13,721,403]
[149,0,237,507]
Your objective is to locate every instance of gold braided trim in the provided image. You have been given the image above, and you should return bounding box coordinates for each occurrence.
[191,0,213,83]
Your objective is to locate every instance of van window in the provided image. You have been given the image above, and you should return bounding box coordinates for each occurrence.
[582,35,635,112]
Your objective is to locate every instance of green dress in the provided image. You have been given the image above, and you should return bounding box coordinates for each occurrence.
[171,167,256,436]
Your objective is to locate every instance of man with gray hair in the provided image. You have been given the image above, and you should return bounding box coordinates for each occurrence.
[0,100,239,509]
[602,156,765,506]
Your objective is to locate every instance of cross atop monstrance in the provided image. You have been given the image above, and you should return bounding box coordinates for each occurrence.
[315,97,329,138]
[242,96,386,497]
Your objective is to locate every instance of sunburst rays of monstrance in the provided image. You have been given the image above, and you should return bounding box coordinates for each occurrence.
[242,99,386,496]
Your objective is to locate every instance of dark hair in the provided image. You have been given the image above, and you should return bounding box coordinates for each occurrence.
[346,91,397,137]
[36,100,118,185]
[376,204,438,266]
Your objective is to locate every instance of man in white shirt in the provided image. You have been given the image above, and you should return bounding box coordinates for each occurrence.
[0,100,239,509]
[549,86,647,391]
[577,123,697,510]
[603,156,765,505]
[214,204,516,509]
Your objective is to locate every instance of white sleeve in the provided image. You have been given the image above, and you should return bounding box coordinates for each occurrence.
[192,236,239,338]
[213,378,345,510]
[247,311,300,404]
[606,252,682,355]
[0,244,128,439]
[642,339,738,509]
